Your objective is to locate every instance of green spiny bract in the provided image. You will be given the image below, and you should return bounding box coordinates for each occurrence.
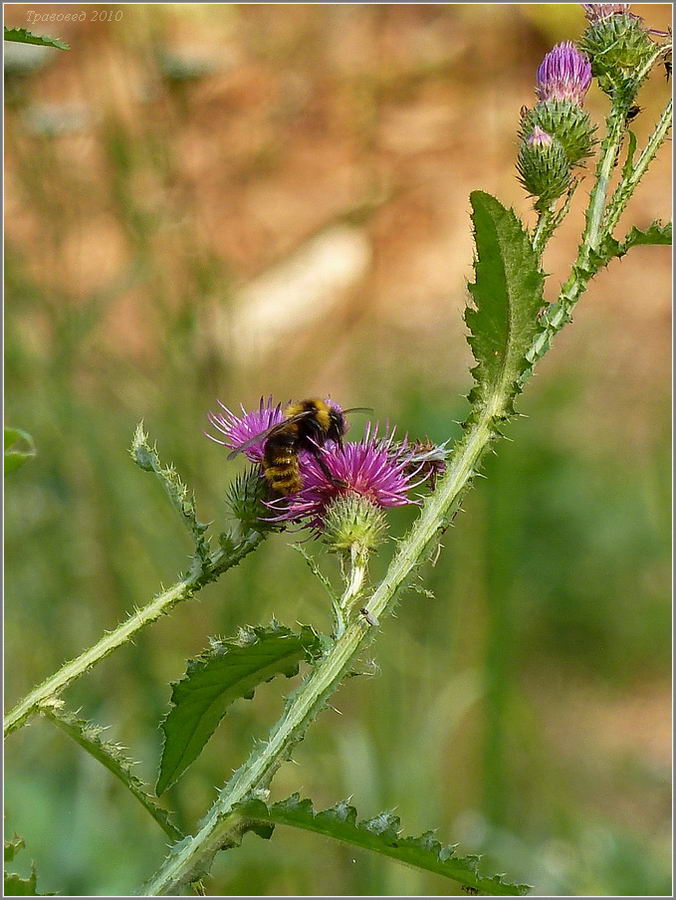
[322,493,388,554]
[517,132,571,209]
[519,100,596,166]
[225,466,275,532]
[580,14,656,97]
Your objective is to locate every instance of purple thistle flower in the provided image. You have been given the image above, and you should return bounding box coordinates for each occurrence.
[267,425,426,531]
[582,3,634,24]
[536,42,592,105]
[527,125,554,148]
[206,395,285,462]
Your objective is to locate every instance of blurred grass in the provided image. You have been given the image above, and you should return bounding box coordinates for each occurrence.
[4,3,671,896]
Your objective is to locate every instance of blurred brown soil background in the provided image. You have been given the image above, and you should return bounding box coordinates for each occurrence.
[4,4,672,897]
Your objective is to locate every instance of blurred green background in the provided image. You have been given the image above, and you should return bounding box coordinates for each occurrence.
[4,4,671,896]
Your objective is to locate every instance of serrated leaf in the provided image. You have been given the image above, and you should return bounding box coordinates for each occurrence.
[593,220,672,271]
[4,838,25,864]
[40,701,181,841]
[623,221,672,249]
[5,428,36,475]
[3,26,69,50]
[157,624,323,795]
[4,838,56,896]
[5,870,39,896]
[235,794,530,896]
[464,191,545,423]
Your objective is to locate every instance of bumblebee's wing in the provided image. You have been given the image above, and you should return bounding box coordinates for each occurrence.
[341,407,373,414]
[226,411,314,459]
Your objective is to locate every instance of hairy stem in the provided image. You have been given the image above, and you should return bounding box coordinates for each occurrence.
[531,205,554,254]
[602,98,673,237]
[40,700,183,842]
[526,100,627,368]
[581,103,627,265]
[4,531,265,736]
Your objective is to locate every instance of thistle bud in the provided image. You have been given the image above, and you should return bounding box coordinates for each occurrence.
[322,493,387,554]
[517,127,571,209]
[536,42,592,106]
[519,101,596,167]
[580,6,655,95]
[225,466,273,532]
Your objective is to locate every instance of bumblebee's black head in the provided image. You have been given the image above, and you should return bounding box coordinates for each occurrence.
[327,406,347,446]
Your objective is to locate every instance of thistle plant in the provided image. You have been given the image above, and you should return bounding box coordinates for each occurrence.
[5,7,672,897]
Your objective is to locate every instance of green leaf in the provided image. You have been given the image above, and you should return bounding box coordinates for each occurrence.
[465,191,545,423]
[130,422,210,563]
[4,838,25,864]
[235,794,530,896]
[621,130,638,180]
[157,624,324,795]
[5,870,39,896]
[4,838,55,896]
[595,220,672,269]
[624,221,672,248]
[5,427,36,475]
[3,26,69,50]
[40,701,182,841]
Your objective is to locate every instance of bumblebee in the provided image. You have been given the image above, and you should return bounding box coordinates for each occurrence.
[229,398,370,496]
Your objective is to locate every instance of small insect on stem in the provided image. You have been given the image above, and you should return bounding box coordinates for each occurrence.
[625,105,642,125]
[614,106,642,168]
[360,607,379,627]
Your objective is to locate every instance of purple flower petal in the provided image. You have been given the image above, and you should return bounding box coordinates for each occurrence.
[536,42,592,106]
[206,395,285,461]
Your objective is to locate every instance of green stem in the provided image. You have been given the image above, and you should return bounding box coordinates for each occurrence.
[581,102,626,265]
[526,101,627,369]
[333,548,367,638]
[602,98,673,238]
[4,531,264,736]
[531,205,554,255]
[340,545,368,615]
[40,700,183,842]
[633,39,672,88]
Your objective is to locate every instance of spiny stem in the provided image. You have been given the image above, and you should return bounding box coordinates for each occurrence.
[531,205,554,255]
[4,531,265,736]
[331,546,369,637]
[340,545,368,617]
[602,98,673,238]
[633,39,672,87]
[40,700,183,842]
[580,102,627,266]
[526,100,628,368]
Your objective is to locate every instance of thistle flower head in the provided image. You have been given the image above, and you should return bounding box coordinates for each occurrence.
[267,425,425,531]
[517,130,571,209]
[536,42,592,105]
[580,3,654,93]
[519,101,596,167]
[206,395,284,462]
[582,3,634,24]
[323,493,388,553]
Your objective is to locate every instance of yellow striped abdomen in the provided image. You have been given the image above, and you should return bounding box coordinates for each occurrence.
[263,448,302,495]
